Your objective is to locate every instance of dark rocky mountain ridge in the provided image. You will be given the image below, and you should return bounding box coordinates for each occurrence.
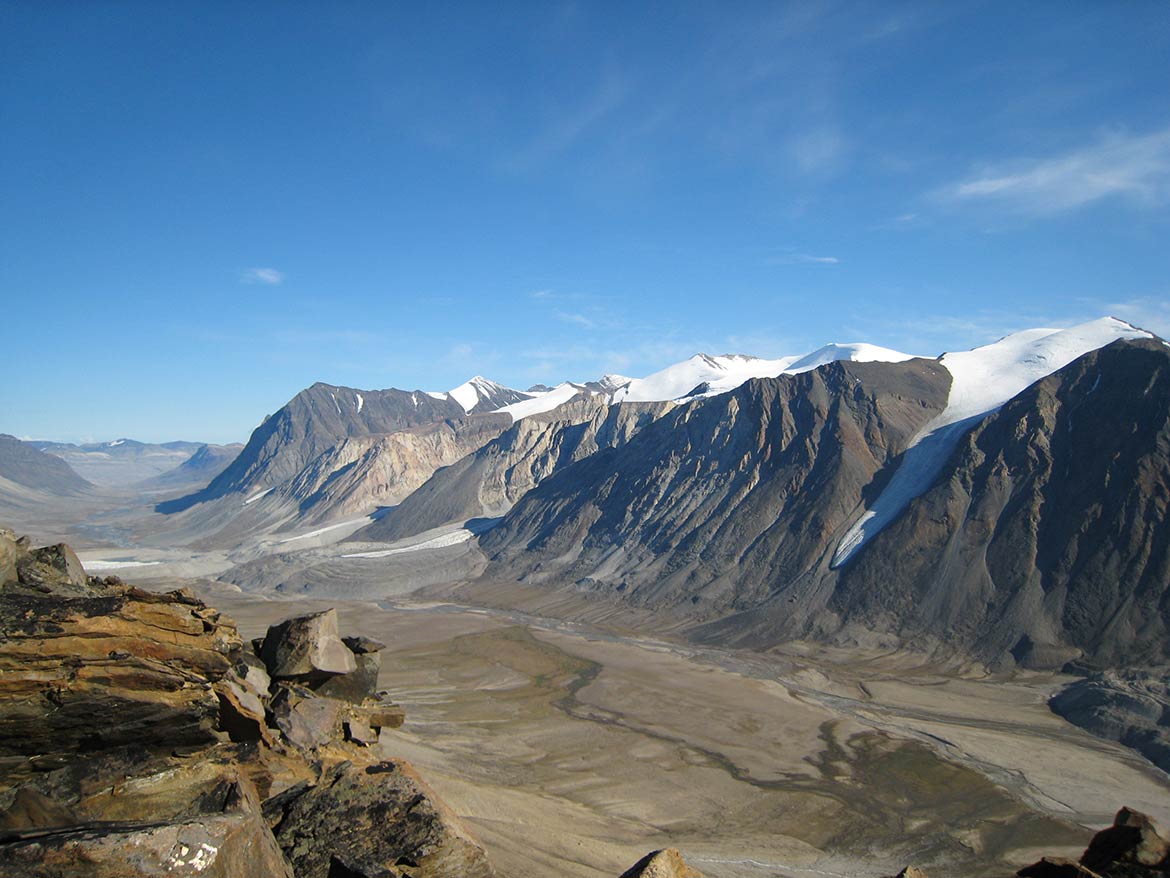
[479,338,1170,670]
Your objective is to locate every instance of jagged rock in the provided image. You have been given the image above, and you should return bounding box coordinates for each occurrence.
[354,703,406,731]
[14,542,89,592]
[620,848,704,877]
[215,674,271,744]
[343,635,386,654]
[270,685,347,751]
[0,532,493,878]
[317,648,381,703]
[268,759,494,878]
[259,608,357,681]
[344,714,378,746]
[1019,858,1103,878]
[1081,808,1170,874]
[0,578,242,779]
[234,649,273,696]
[0,763,292,877]
[0,527,19,585]
[888,869,928,878]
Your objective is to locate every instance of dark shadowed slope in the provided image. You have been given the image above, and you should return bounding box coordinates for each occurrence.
[826,337,1170,669]
[478,338,1170,669]
[480,358,951,614]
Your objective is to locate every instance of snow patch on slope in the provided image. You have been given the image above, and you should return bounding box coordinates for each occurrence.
[784,343,917,374]
[831,317,1152,567]
[613,354,798,404]
[612,345,917,405]
[497,383,585,420]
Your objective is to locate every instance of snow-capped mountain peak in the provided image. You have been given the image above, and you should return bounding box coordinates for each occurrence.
[446,376,533,414]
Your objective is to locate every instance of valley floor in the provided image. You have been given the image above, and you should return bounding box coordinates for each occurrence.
[185,585,1170,878]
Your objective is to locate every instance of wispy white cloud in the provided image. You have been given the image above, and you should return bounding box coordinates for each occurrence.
[768,253,840,265]
[555,310,597,329]
[939,126,1170,214]
[241,267,285,285]
[503,66,629,171]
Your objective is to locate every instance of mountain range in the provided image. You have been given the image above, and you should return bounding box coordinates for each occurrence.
[4,317,1167,674]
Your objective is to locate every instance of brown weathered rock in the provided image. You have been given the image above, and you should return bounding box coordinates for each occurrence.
[342,635,385,655]
[1081,808,1170,874]
[0,533,493,878]
[316,648,381,703]
[268,759,495,878]
[355,702,406,731]
[0,764,292,877]
[888,868,929,878]
[620,848,704,878]
[343,714,378,746]
[0,582,243,780]
[0,527,19,585]
[14,542,89,592]
[259,608,357,680]
[1019,858,1103,878]
[270,684,347,751]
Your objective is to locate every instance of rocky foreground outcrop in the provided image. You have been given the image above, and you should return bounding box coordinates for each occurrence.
[619,848,704,877]
[0,527,493,877]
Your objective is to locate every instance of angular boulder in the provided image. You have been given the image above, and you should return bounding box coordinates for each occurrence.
[259,608,356,681]
[1081,808,1170,874]
[14,543,89,592]
[270,685,347,751]
[268,759,495,878]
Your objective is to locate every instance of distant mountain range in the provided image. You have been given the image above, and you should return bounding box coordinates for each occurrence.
[29,438,241,487]
[4,316,1167,672]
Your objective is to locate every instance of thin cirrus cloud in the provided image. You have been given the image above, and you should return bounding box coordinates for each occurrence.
[240,267,285,285]
[939,126,1170,214]
[554,310,597,329]
[769,253,840,265]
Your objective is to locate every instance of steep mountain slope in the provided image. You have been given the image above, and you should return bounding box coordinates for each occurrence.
[834,317,1151,565]
[481,358,952,611]
[162,383,467,512]
[825,337,1170,668]
[277,414,511,525]
[477,334,1170,670]
[353,396,674,542]
[0,434,91,494]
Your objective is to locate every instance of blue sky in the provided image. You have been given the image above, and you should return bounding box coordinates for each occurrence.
[2,2,1169,444]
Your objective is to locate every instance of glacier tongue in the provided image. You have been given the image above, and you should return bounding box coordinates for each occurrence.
[831,317,1153,567]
